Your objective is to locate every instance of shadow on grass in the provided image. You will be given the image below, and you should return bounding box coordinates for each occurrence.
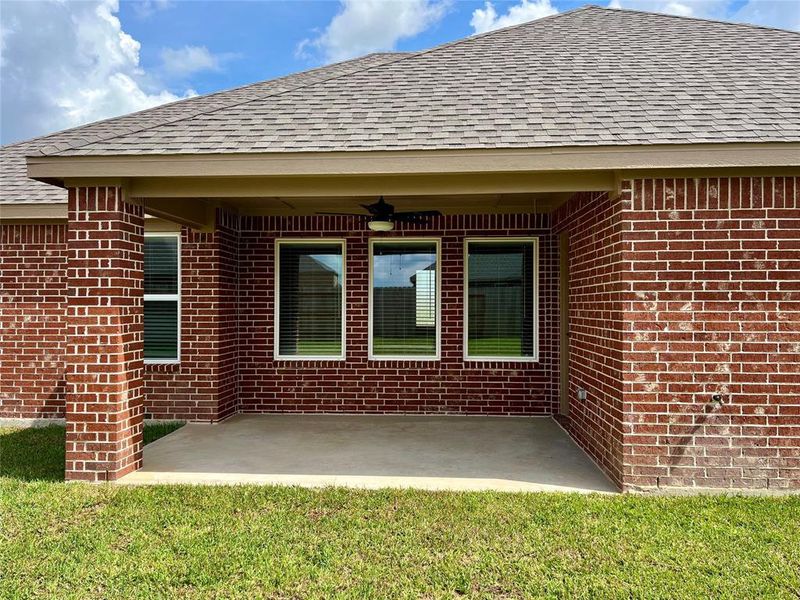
[143,421,185,445]
[0,421,184,483]
[0,425,65,482]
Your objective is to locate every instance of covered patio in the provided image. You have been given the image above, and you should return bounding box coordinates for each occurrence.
[118,414,616,493]
[26,117,743,495]
[31,156,623,485]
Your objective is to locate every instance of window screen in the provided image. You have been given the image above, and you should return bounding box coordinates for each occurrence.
[371,241,438,357]
[144,235,180,361]
[466,240,536,359]
[277,242,344,358]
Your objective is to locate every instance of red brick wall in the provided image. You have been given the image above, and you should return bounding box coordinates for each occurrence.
[0,223,68,419]
[552,177,800,491]
[3,179,797,490]
[3,212,556,420]
[552,191,626,489]
[0,218,237,423]
[237,214,560,414]
[621,177,800,490]
[143,211,239,422]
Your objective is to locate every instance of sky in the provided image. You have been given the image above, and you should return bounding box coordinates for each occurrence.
[1,0,798,145]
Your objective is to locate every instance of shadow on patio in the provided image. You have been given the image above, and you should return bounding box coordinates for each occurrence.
[119,414,617,493]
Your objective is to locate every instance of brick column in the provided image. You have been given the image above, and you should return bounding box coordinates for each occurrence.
[65,186,145,482]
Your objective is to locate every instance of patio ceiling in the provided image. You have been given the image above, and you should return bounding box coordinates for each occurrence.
[131,169,612,228]
[145,191,569,220]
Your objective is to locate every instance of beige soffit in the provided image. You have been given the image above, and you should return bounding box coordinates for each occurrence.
[0,204,66,220]
[0,204,181,229]
[5,162,800,223]
[123,171,616,198]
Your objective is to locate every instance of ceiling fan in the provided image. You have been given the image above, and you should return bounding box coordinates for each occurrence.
[317,196,441,231]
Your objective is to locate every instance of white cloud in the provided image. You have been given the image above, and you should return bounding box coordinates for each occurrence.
[131,0,174,19]
[470,0,558,34]
[160,45,237,77]
[607,0,800,30]
[298,0,451,63]
[606,0,726,18]
[733,0,800,31]
[0,0,194,144]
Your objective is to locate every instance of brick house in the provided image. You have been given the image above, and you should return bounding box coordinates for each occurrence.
[1,6,798,490]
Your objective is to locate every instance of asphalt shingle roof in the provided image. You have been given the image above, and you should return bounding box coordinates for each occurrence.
[2,6,799,204]
[0,52,407,203]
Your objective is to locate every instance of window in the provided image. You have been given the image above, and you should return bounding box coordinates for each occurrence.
[465,238,538,361]
[370,239,439,359]
[144,233,180,363]
[275,240,345,359]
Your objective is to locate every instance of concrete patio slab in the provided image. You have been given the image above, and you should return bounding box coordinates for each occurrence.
[119,414,618,493]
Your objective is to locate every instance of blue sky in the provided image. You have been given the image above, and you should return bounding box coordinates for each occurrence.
[124,1,453,92]
[1,0,797,144]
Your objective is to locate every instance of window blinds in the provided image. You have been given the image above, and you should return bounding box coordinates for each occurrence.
[371,241,437,357]
[467,241,535,358]
[144,235,179,361]
[277,242,344,357]
[144,301,178,360]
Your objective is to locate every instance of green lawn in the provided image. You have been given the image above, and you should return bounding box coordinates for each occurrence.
[2,426,799,599]
[291,338,527,357]
[468,337,524,356]
[295,341,342,355]
[372,337,436,355]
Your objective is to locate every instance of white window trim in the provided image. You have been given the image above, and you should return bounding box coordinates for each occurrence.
[143,231,181,365]
[463,237,540,363]
[274,238,347,361]
[368,237,441,361]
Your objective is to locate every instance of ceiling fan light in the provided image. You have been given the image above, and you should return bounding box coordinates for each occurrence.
[368,219,394,232]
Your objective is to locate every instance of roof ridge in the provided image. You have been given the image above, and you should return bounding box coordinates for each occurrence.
[595,4,800,35]
[38,7,593,157]
[3,52,405,152]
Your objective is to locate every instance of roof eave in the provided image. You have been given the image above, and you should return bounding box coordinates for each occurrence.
[27,143,800,182]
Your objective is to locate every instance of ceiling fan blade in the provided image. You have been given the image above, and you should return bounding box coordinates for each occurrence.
[392,210,442,222]
[362,196,394,216]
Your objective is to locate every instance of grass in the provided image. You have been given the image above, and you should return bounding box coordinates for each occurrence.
[294,341,343,355]
[373,336,436,355]
[292,338,528,357]
[468,337,525,356]
[2,427,799,598]
[143,421,185,446]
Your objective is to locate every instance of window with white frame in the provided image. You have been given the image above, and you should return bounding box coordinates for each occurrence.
[465,238,538,361]
[370,239,439,359]
[144,233,180,362]
[275,240,345,359]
